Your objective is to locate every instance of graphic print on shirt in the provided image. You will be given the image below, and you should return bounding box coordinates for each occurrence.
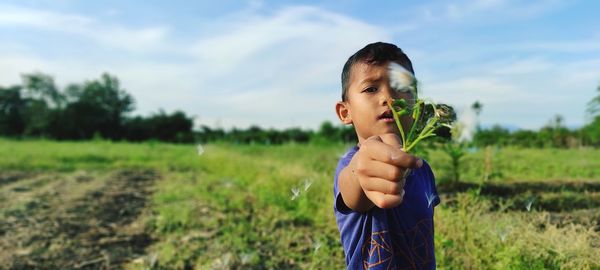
[361,219,434,270]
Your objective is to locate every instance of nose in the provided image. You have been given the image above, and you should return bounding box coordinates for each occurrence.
[380,86,395,106]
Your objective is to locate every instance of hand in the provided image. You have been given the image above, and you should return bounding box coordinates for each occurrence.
[353,133,423,209]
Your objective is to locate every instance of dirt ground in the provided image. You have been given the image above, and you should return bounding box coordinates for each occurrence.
[0,169,159,269]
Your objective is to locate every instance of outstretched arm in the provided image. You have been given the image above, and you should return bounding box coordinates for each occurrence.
[338,134,423,212]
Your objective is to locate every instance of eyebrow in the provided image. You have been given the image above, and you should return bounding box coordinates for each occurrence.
[358,75,383,86]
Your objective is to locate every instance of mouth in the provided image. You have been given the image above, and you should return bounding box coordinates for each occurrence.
[378,110,395,123]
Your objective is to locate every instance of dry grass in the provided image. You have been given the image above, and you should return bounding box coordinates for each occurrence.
[435,192,600,269]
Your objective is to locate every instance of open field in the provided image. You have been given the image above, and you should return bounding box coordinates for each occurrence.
[0,139,599,269]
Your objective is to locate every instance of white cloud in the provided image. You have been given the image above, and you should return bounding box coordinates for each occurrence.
[189,6,387,77]
[0,4,170,52]
[489,58,552,75]
[419,53,600,129]
[0,5,92,29]
[0,4,391,130]
[516,39,600,53]
[420,0,563,23]
[423,76,525,106]
[1,2,595,131]
[184,5,390,129]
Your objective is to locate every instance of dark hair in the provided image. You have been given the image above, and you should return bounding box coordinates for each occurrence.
[341,42,414,101]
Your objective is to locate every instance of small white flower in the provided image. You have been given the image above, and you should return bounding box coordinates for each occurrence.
[240,253,253,265]
[425,192,437,208]
[291,187,300,200]
[223,180,234,189]
[313,241,322,253]
[303,178,313,191]
[196,144,205,156]
[497,229,508,242]
[525,197,535,212]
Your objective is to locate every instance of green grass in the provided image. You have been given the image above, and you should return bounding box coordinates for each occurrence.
[1,138,599,269]
[435,191,600,269]
[426,146,600,182]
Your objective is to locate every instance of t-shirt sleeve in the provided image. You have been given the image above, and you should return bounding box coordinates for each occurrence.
[334,147,357,214]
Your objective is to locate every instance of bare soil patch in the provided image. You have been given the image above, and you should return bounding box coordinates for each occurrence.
[0,169,159,269]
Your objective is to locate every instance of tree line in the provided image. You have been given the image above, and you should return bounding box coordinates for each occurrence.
[0,73,194,143]
[471,86,600,148]
[1,73,599,147]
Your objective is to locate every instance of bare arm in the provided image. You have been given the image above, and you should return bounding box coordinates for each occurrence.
[338,134,423,212]
[339,157,374,212]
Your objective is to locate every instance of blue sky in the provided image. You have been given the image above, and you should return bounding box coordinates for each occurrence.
[1,0,599,130]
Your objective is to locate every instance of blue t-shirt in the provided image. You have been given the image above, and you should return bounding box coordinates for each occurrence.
[334,146,440,270]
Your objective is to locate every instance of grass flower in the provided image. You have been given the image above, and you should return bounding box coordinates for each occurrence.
[425,192,437,208]
[525,197,535,212]
[291,187,300,200]
[303,178,313,191]
[196,144,205,156]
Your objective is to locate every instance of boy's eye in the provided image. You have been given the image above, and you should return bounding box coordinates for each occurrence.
[362,87,378,93]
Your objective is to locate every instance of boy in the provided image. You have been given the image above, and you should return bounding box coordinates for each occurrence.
[334,42,440,269]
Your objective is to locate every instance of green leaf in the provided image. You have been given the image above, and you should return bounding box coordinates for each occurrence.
[393,99,408,108]
[397,109,409,116]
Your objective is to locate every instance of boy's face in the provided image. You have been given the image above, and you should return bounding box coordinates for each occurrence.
[336,61,414,145]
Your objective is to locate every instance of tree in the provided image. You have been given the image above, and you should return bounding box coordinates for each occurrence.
[471,100,483,117]
[22,73,64,108]
[581,116,600,146]
[582,84,600,146]
[586,85,600,121]
[143,110,194,143]
[318,121,338,141]
[20,73,65,136]
[471,100,483,133]
[0,86,26,136]
[473,125,510,146]
[59,73,134,139]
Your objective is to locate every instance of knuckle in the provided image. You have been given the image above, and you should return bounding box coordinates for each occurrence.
[355,163,367,175]
[408,156,418,167]
[383,153,394,164]
[389,167,402,180]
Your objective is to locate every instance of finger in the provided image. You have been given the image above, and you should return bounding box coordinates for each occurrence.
[365,190,405,209]
[363,139,422,168]
[361,177,404,195]
[378,134,423,169]
[357,161,405,182]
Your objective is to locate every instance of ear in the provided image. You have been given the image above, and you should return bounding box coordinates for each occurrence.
[335,101,352,125]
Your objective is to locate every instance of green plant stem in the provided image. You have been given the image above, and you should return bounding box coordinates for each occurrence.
[388,103,407,148]
[419,117,439,139]
[405,115,439,152]
[406,101,422,144]
[405,132,436,152]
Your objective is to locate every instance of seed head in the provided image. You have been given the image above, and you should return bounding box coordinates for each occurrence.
[435,104,456,124]
[388,62,417,97]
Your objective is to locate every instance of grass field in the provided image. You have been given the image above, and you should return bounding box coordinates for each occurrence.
[0,138,599,269]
